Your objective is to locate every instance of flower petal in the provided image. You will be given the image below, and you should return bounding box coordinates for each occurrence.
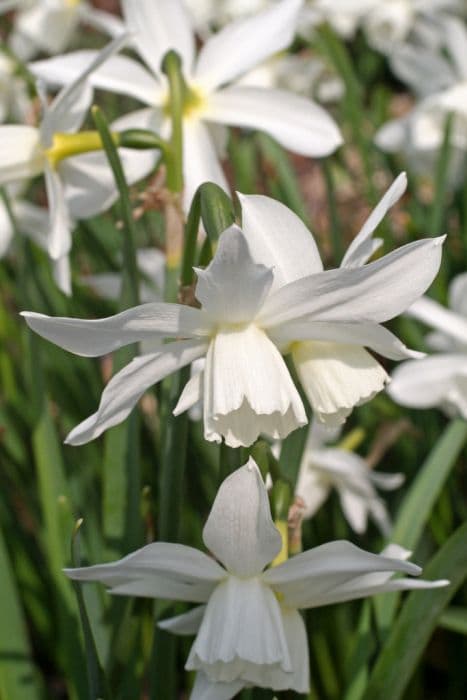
[270,319,421,360]
[22,303,209,357]
[263,540,422,609]
[186,576,291,684]
[65,339,208,445]
[30,52,161,106]
[238,192,323,291]
[444,16,467,82]
[207,86,342,157]
[388,354,467,417]
[0,125,43,185]
[295,466,330,519]
[122,0,195,78]
[183,119,229,211]
[195,225,274,325]
[203,459,281,577]
[159,605,206,635]
[194,0,302,91]
[389,43,456,98]
[44,164,73,260]
[407,296,467,346]
[259,236,445,327]
[64,542,224,602]
[449,272,467,318]
[341,173,406,269]
[204,325,306,447]
[292,341,389,426]
[173,370,203,416]
[190,672,245,700]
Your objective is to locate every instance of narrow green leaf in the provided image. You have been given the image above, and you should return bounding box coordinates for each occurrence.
[438,606,467,636]
[0,527,40,700]
[363,521,467,700]
[374,418,467,631]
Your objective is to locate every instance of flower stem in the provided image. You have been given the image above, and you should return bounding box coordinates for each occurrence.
[161,50,185,194]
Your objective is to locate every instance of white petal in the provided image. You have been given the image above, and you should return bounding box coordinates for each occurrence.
[186,576,292,684]
[269,609,309,693]
[204,324,306,447]
[53,254,71,296]
[389,44,456,98]
[122,0,195,78]
[42,34,129,138]
[444,17,467,81]
[159,605,206,635]
[259,236,445,328]
[78,6,126,39]
[14,4,80,55]
[263,540,422,609]
[65,339,207,445]
[238,192,323,292]
[0,125,43,184]
[338,489,369,534]
[449,272,467,318]
[195,226,273,325]
[292,341,389,426]
[194,0,302,91]
[270,319,421,360]
[407,296,467,346]
[44,164,73,260]
[21,303,209,357]
[183,119,229,212]
[30,52,161,106]
[0,198,13,257]
[65,541,224,602]
[190,672,245,700]
[341,173,407,269]
[207,86,342,157]
[375,115,408,154]
[173,370,203,416]
[203,459,281,577]
[388,354,467,417]
[295,465,330,519]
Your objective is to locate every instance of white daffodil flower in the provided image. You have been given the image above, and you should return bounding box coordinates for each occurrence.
[300,0,464,52]
[65,460,448,699]
[28,0,342,210]
[0,35,157,293]
[295,419,404,536]
[376,17,467,188]
[388,273,467,418]
[1,0,124,60]
[22,185,444,446]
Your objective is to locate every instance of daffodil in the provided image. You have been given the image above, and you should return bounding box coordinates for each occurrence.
[23,188,443,446]
[2,0,124,60]
[0,34,157,293]
[295,419,404,536]
[28,0,342,209]
[389,273,467,418]
[65,460,448,698]
[376,17,467,188]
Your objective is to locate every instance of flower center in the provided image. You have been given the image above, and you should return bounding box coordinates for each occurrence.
[162,82,207,121]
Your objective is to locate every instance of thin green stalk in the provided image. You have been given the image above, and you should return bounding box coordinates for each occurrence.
[322,159,343,262]
[161,51,185,194]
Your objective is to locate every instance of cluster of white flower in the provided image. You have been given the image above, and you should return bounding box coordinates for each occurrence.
[1,1,463,697]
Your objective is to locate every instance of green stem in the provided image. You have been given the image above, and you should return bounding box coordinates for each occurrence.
[161,51,185,193]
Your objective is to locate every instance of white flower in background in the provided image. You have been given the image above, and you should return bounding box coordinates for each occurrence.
[1,0,124,60]
[0,53,30,124]
[28,0,342,210]
[0,184,70,291]
[295,419,404,536]
[23,185,443,446]
[300,0,464,53]
[65,460,448,699]
[376,17,467,188]
[389,273,467,419]
[0,35,157,295]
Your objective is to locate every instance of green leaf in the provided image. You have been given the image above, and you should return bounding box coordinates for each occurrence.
[363,521,467,700]
[0,527,41,700]
[438,606,467,636]
[199,183,236,243]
